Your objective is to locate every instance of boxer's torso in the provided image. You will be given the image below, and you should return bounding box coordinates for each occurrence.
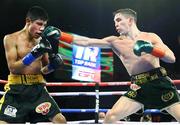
[6,30,44,74]
[109,32,160,76]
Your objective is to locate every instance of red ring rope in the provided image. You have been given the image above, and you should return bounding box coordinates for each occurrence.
[0,79,180,86]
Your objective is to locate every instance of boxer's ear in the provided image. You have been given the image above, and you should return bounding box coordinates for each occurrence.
[26,17,31,25]
[128,17,134,26]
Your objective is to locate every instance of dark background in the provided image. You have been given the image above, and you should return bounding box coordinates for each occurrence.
[0,0,180,122]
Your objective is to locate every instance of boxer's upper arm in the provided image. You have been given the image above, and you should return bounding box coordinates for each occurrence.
[152,33,172,53]
[3,35,18,68]
[151,33,165,47]
[87,37,111,47]
[151,33,175,63]
[102,36,117,43]
[86,36,118,47]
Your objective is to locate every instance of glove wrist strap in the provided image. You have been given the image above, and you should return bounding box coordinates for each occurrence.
[22,53,36,65]
[59,32,73,43]
[151,47,165,58]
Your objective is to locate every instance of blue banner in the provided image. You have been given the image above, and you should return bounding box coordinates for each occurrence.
[72,45,101,82]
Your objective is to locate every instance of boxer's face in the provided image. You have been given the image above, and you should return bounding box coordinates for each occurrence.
[114,13,131,35]
[28,19,47,39]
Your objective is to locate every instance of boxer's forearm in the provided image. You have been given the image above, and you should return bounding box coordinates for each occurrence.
[8,60,27,74]
[160,50,176,63]
[73,34,91,46]
[133,40,175,63]
[43,26,109,47]
[154,43,176,63]
[73,34,110,47]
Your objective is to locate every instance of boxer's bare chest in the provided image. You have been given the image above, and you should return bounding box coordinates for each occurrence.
[111,37,135,58]
[16,36,37,59]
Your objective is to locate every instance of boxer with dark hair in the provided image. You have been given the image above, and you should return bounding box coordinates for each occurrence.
[0,6,65,123]
[43,8,180,123]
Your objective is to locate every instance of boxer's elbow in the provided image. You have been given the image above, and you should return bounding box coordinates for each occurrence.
[8,61,25,74]
[161,54,176,63]
[169,56,176,63]
[171,55,176,63]
[167,52,176,63]
[9,67,19,74]
[8,66,21,74]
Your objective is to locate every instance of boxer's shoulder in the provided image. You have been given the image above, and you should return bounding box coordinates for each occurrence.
[4,30,22,40]
[3,33,14,44]
[139,32,157,39]
[4,30,28,44]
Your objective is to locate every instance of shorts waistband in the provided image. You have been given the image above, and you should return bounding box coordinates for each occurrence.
[8,74,46,85]
[131,67,167,85]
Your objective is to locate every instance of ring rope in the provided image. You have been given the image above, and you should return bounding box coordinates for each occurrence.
[67,120,179,124]
[67,120,119,124]
[0,79,179,123]
[0,79,180,86]
[0,90,179,96]
[0,91,127,96]
[60,108,161,114]
[61,108,108,113]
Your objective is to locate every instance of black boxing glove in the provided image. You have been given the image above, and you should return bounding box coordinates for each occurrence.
[41,53,64,74]
[42,26,60,41]
[22,37,52,65]
[48,53,64,70]
[43,26,73,44]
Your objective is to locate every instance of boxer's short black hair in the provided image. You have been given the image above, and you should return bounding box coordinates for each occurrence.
[113,8,137,23]
[26,6,48,21]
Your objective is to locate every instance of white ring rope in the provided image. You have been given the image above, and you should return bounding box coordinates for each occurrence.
[0,90,179,96]
[0,91,127,96]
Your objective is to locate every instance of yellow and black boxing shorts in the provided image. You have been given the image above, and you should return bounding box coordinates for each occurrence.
[5,74,46,91]
[0,74,61,123]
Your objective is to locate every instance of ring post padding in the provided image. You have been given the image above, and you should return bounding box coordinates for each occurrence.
[95,82,99,123]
